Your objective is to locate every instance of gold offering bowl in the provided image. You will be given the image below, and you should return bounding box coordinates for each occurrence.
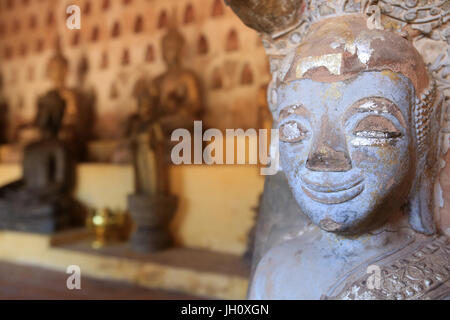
[86,208,131,248]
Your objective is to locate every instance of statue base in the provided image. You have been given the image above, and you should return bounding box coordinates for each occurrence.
[128,193,178,253]
[0,196,82,234]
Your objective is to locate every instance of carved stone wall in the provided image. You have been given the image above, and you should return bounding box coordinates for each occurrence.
[0,0,270,140]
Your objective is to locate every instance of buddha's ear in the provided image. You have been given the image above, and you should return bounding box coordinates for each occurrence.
[408,91,445,235]
[407,175,436,235]
[224,0,305,36]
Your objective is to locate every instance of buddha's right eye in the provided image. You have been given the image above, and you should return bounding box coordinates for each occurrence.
[279,121,308,143]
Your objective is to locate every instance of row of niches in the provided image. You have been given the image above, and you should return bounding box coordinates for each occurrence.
[0,20,269,146]
[1,0,226,14]
[3,49,260,90]
[3,58,258,105]
[0,0,227,36]
[2,28,254,60]
[107,63,257,101]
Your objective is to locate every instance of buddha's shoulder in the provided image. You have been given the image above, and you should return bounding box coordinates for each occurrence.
[248,232,345,299]
[249,234,450,300]
[326,236,450,300]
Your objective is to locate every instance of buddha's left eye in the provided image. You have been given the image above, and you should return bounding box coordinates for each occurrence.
[279,120,308,143]
[353,115,401,139]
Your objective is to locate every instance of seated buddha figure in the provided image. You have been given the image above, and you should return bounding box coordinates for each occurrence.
[46,43,94,161]
[23,91,74,197]
[149,25,203,162]
[0,91,82,234]
[226,0,450,299]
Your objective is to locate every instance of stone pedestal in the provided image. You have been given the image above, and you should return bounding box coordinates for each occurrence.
[128,194,177,252]
[0,186,83,234]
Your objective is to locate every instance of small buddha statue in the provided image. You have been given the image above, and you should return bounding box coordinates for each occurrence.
[124,25,202,252]
[46,40,93,161]
[126,80,177,253]
[24,91,74,196]
[0,90,83,234]
[227,0,450,300]
[126,80,169,195]
[150,25,203,159]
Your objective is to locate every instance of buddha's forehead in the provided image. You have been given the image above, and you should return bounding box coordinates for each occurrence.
[282,15,429,97]
[275,71,413,120]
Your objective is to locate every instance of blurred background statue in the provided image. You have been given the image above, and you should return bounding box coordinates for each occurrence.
[47,39,94,162]
[126,23,204,253]
[0,90,84,233]
[150,24,203,162]
[126,77,177,253]
[75,54,97,158]
[127,79,168,196]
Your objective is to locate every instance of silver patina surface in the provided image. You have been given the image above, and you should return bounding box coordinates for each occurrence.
[225,0,450,300]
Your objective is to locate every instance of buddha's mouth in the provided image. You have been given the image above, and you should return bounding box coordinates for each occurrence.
[301,175,365,204]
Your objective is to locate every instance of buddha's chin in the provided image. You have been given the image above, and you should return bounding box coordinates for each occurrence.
[294,193,377,235]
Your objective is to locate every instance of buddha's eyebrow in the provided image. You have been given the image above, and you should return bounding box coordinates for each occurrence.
[344,98,407,128]
[278,104,310,121]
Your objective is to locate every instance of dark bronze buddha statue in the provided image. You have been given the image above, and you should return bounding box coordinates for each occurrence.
[0,90,83,234]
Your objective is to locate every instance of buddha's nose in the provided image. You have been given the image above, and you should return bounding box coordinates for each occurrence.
[306,114,352,172]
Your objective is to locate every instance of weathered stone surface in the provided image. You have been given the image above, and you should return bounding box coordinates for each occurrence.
[440,149,450,235]
[230,0,450,300]
[225,0,305,35]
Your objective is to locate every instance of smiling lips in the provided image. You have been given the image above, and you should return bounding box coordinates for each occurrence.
[301,175,365,204]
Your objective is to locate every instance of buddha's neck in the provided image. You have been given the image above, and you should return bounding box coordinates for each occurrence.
[320,211,419,259]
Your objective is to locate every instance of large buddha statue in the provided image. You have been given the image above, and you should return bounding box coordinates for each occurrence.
[226,0,450,299]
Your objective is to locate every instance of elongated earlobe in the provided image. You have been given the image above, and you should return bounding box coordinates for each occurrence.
[408,175,436,235]
[408,89,444,235]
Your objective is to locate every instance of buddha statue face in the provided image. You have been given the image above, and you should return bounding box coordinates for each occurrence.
[162,28,185,68]
[277,72,416,234]
[224,0,445,235]
[273,16,439,235]
[48,54,68,89]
